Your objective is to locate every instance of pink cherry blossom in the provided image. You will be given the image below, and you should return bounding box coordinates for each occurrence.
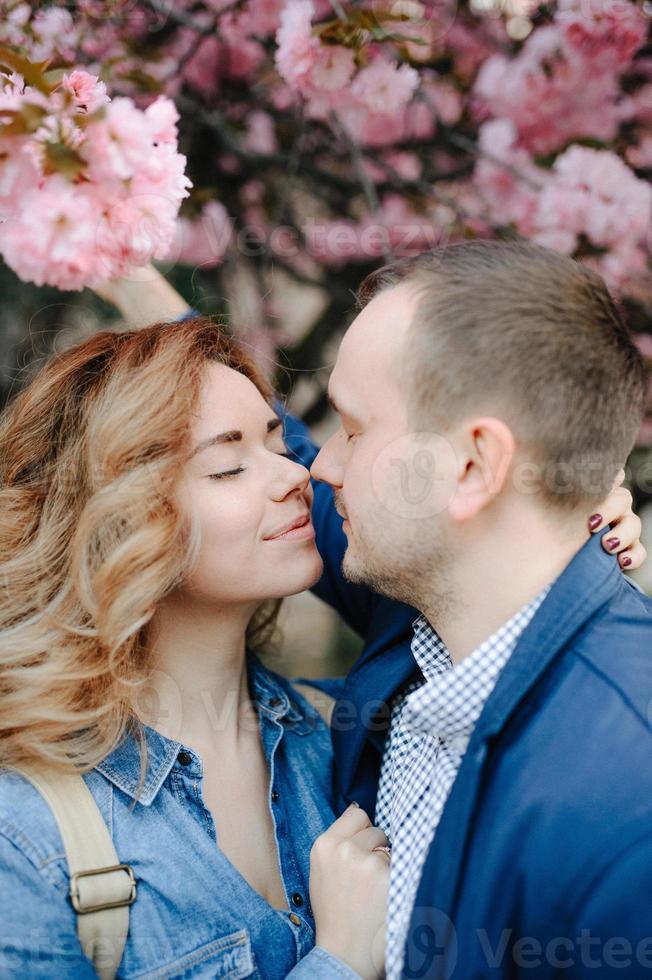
[242,111,278,155]
[310,46,356,93]
[181,35,221,98]
[384,152,423,181]
[474,119,544,235]
[630,84,652,125]
[351,61,419,117]
[28,7,80,63]
[335,79,435,149]
[557,0,647,70]
[627,135,652,169]
[61,70,109,114]
[0,71,27,114]
[84,97,162,183]
[0,138,41,213]
[275,0,354,98]
[169,200,233,269]
[220,8,270,78]
[446,21,507,82]
[144,96,181,145]
[545,146,651,250]
[473,1,645,157]
[0,0,649,308]
[0,176,104,290]
[0,64,191,290]
[423,75,463,126]
[275,0,320,93]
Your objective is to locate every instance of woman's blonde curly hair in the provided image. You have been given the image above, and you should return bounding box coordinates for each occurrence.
[0,316,282,796]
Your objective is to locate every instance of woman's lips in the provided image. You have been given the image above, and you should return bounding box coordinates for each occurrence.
[265,514,316,542]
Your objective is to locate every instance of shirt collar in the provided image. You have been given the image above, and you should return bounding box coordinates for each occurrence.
[403,586,552,740]
[410,614,452,682]
[95,652,305,806]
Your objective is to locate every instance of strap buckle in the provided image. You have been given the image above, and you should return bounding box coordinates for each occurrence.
[70,863,137,914]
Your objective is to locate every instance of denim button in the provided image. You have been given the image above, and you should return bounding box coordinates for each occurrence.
[271,790,280,802]
[269,697,283,708]
[177,751,192,766]
[291,893,304,908]
[289,913,301,926]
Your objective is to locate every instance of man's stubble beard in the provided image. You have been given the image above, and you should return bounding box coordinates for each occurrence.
[341,511,456,626]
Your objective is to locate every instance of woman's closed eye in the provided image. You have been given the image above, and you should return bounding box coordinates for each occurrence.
[209,450,292,480]
[209,467,244,480]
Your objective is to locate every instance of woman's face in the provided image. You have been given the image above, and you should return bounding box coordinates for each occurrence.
[176,362,323,606]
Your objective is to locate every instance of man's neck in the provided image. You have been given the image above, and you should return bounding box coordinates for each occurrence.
[421,518,590,666]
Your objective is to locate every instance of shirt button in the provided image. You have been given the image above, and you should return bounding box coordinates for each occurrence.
[271,790,280,802]
[177,751,193,766]
[289,913,301,927]
[291,893,304,908]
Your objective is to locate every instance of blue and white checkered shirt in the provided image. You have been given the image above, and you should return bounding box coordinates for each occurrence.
[376,587,552,980]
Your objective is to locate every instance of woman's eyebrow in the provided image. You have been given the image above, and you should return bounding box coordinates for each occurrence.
[192,417,281,456]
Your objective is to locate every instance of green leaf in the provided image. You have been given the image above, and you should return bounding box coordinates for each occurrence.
[0,112,29,137]
[371,28,428,43]
[0,101,48,137]
[44,142,86,180]
[0,46,53,94]
[20,101,49,131]
[43,68,66,88]
[314,8,427,48]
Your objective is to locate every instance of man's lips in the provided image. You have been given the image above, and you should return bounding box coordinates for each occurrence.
[264,512,313,540]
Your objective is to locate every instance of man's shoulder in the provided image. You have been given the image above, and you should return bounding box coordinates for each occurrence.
[485,579,652,789]
[565,578,652,724]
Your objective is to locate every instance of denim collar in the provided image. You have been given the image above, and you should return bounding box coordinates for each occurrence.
[95,652,305,806]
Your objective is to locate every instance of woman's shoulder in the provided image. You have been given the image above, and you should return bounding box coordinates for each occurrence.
[0,768,67,886]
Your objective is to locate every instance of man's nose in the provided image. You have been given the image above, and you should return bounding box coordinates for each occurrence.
[310,436,342,488]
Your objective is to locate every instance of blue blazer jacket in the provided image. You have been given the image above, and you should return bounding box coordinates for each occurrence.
[284,409,652,980]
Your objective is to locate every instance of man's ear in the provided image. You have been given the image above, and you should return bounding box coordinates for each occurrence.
[448,417,516,523]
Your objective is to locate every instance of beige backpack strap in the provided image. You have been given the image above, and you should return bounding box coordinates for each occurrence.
[12,765,135,980]
[293,683,336,726]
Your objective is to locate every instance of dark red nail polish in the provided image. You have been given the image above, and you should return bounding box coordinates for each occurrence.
[622,556,632,568]
[606,537,620,551]
[589,514,602,530]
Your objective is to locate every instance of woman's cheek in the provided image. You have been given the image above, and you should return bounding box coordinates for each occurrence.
[199,484,259,554]
[184,488,258,592]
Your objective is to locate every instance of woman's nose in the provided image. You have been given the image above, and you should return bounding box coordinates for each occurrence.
[271,456,311,500]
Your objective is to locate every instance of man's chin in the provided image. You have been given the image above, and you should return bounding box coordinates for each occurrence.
[342,547,406,603]
[341,546,368,587]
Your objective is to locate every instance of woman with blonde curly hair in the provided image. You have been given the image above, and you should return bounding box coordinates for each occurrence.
[0,314,390,980]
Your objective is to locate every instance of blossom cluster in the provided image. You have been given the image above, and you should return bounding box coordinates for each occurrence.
[471,0,651,293]
[0,0,650,302]
[0,64,191,290]
[474,0,647,155]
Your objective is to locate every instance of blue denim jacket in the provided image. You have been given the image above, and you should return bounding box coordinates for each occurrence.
[0,653,359,979]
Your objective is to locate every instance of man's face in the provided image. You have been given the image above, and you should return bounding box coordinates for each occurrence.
[310,284,457,606]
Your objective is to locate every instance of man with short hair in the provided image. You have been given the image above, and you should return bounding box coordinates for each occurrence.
[302,241,652,979]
